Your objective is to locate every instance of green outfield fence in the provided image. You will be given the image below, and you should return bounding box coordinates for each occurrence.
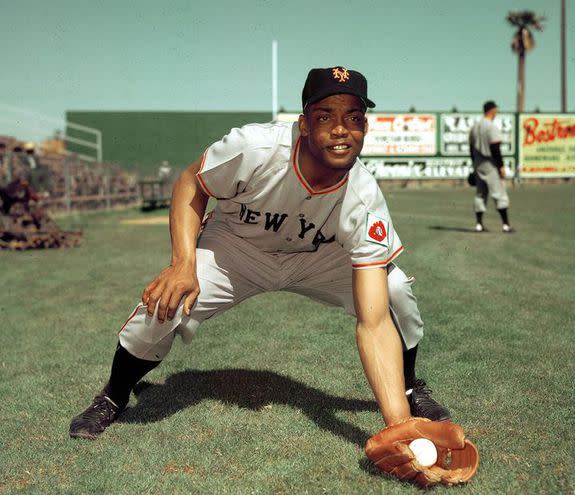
[66,112,271,177]
[66,111,575,181]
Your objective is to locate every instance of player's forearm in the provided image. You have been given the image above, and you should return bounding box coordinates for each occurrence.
[356,317,411,426]
[489,142,504,169]
[169,164,208,265]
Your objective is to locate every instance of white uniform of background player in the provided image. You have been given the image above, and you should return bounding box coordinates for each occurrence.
[119,121,424,361]
[469,100,513,233]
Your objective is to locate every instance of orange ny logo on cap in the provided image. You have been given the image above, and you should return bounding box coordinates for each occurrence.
[332,67,350,83]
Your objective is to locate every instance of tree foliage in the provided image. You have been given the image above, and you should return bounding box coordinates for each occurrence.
[507,11,545,53]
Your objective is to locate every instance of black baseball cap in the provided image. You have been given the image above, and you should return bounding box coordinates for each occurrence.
[483,100,498,113]
[302,67,376,110]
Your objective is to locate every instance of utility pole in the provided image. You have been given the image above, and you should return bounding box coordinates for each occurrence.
[272,40,278,121]
[517,49,525,113]
[561,0,567,112]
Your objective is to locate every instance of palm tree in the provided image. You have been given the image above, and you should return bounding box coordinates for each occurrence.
[507,11,545,113]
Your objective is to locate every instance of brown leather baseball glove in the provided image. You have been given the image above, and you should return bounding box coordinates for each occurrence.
[365,418,479,488]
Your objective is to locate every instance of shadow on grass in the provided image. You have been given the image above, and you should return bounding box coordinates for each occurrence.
[119,368,378,447]
[428,225,482,233]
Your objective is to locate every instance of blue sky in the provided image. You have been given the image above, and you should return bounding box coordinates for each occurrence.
[1,0,573,141]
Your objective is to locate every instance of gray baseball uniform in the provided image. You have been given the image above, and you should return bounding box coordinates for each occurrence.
[469,118,509,212]
[119,121,424,361]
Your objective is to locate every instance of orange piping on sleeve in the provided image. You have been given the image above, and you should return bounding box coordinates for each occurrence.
[196,150,215,197]
[351,246,404,269]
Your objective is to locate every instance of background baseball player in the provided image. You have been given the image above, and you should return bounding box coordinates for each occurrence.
[69,67,476,486]
[469,101,514,233]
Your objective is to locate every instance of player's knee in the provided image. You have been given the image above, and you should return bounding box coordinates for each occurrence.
[120,331,176,361]
[387,269,424,347]
[474,198,486,212]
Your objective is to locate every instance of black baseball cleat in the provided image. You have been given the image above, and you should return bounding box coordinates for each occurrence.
[407,379,451,422]
[69,392,124,440]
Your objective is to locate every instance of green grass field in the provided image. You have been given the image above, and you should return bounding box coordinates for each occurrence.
[1,184,574,494]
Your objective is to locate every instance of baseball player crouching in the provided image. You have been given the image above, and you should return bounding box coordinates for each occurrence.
[70,67,479,487]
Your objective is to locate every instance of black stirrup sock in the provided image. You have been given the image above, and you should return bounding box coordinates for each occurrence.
[403,345,418,390]
[105,343,161,407]
[497,208,509,225]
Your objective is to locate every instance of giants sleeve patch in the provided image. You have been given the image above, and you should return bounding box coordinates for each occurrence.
[365,213,389,246]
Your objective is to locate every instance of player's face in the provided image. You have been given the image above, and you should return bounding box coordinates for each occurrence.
[299,94,368,171]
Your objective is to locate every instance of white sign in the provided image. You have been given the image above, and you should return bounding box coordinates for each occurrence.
[363,157,515,180]
[440,113,515,155]
[276,113,437,156]
[364,114,436,156]
[276,113,299,123]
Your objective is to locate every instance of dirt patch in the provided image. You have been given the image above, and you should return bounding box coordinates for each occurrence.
[121,217,169,225]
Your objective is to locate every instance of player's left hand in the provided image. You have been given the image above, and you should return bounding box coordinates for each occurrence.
[499,167,506,178]
[365,417,479,488]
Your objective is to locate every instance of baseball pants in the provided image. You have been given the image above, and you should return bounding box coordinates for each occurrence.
[119,223,424,361]
[474,161,509,212]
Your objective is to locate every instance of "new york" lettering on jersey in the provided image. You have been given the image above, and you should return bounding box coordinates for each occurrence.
[238,203,335,248]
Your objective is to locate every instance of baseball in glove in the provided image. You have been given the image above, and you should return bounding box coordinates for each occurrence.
[365,417,479,488]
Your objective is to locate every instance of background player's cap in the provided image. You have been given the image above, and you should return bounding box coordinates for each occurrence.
[483,100,498,113]
[302,67,376,110]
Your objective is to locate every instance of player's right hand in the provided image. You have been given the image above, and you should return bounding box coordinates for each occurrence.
[141,262,200,322]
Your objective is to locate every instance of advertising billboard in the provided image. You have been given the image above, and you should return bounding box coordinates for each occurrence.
[363,114,436,156]
[278,112,437,157]
[363,157,515,180]
[519,114,575,177]
[277,112,575,180]
[440,113,515,155]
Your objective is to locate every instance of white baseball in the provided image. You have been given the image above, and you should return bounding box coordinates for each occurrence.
[408,438,438,467]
